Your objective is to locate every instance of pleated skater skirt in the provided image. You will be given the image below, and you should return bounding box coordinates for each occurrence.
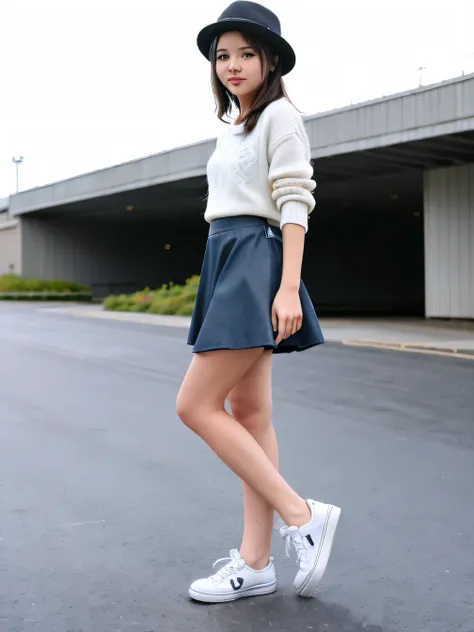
[187,215,325,354]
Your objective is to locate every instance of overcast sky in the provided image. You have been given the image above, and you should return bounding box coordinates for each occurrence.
[1,0,473,198]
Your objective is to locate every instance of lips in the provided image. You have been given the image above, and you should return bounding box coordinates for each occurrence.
[228,78,245,85]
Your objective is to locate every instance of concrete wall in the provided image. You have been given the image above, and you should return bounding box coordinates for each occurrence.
[424,164,474,318]
[0,221,21,275]
[20,215,208,296]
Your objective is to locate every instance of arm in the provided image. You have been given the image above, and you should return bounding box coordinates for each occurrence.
[267,107,316,343]
[281,222,305,292]
[271,223,306,344]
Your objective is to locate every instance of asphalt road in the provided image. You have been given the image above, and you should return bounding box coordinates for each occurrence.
[1,303,473,632]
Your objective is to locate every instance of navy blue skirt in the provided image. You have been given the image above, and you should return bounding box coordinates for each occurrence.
[187,216,324,354]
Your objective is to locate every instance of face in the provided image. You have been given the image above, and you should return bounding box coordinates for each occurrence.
[215,31,265,107]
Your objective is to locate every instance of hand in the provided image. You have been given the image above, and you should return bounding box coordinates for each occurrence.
[272,286,303,345]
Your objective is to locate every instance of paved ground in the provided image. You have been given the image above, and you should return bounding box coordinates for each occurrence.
[1,302,474,632]
[44,304,474,356]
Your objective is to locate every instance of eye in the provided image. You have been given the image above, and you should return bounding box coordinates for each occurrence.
[217,54,229,61]
[243,52,255,59]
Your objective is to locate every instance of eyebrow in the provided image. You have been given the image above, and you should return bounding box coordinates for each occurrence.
[216,46,254,54]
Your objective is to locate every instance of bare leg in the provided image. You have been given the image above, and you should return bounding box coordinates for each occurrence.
[176,348,310,529]
[228,350,277,570]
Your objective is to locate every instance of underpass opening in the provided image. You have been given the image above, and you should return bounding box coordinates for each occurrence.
[304,169,425,316]
[20,169,425,314]
[20,177,209,299]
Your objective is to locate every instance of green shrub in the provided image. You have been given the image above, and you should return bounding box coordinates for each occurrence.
[104,275,199,316]
[0,292,91,302]
[175,303,195,316]
[103,294,133,311]
[130,302,151,313]
[0,274,89,293]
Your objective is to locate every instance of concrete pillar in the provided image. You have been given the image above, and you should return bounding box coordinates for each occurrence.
[424,164,474,318]
[0,220,21,276]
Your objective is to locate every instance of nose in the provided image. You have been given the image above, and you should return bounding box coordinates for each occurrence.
[228,55,241,73]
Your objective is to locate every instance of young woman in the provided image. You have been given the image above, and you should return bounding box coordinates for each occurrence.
[176,0,341,603]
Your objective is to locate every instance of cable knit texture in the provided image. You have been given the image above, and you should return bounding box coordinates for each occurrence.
[205,98,316,232]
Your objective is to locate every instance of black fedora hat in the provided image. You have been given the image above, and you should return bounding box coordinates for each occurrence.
[197,1,296,76]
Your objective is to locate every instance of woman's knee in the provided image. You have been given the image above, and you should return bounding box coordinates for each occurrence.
[176,388,198,430]
[176,387,220,432]
[228,396,272,436]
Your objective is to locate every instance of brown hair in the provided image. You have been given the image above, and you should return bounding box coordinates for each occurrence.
[209,30,291,134]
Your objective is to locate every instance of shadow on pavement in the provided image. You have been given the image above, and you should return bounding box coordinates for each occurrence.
[196,592,384,632]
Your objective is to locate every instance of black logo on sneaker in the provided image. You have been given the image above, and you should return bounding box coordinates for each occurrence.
[305,534,315,546]
[230,577,244,591]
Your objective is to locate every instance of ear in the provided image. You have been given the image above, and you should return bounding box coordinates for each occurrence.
[270,55,279,72]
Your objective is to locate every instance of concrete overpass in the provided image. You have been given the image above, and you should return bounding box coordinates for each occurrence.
[4,73,474,318]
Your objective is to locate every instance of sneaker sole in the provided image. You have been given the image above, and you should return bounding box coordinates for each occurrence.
[297,505,341,598]
[189,579,277,603]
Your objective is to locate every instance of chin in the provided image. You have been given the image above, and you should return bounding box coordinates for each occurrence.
[231,86,254,97]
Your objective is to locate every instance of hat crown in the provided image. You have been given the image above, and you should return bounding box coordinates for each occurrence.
[218,1,281,36]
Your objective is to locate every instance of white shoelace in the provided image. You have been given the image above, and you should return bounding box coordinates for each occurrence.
[282,527,309,564]
[211,556,246,585]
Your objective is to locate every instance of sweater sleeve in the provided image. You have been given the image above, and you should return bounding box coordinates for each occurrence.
[267,104,316,232]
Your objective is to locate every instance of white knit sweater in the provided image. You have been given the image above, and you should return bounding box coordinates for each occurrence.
[204,98,316,232]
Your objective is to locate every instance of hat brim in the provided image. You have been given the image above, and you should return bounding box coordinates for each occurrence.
[197,19,296,76]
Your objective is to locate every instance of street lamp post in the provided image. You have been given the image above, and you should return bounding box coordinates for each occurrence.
[417,66,427,87]
[12,156,24,193]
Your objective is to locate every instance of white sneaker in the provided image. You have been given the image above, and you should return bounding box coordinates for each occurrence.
[280,499,341,598]
[189,548,277,603]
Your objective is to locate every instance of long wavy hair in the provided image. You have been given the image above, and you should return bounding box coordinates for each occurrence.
[209,30,291,134]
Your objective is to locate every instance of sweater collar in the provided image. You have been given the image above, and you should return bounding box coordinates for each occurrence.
[229,121,245,135]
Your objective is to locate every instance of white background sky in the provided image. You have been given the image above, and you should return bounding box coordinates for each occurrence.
[1,0,473,198]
